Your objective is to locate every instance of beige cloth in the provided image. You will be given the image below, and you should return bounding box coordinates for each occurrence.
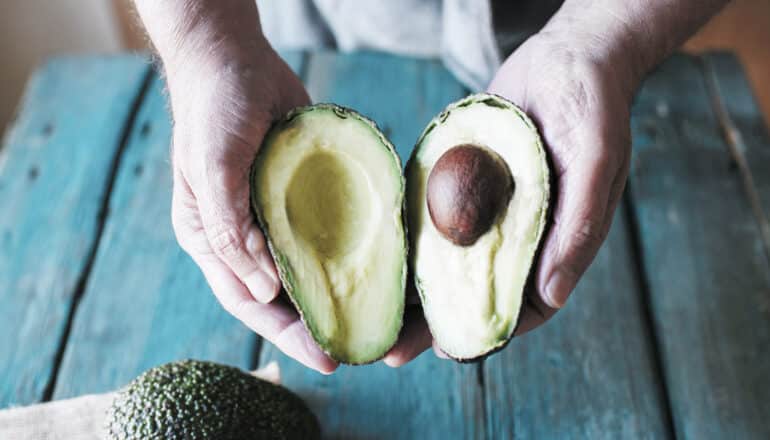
[0,362,281,439]
[0,393,113,440]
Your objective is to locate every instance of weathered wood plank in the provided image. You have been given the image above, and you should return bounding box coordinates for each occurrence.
[304,51,449,165]
[628,53,770,439]
[52,52,308,399]
[703,53,770,259]
[258,51,487,440]
[0,56,151,407]
[483,210,671,439]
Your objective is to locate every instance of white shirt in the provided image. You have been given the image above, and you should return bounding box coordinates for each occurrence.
[256,0,502,91]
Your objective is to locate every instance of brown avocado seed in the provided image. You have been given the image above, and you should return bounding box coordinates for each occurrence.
[426,144,514,246]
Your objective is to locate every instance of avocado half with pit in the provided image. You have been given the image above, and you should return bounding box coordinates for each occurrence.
[251,104,406,364]
[406,93,550,361]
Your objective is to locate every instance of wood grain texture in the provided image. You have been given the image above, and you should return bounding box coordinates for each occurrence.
[0,56,150,407]
[258,51,488,440]
[51,52,307,399]
[483,210,671,439]
[5,49,767,438]
[628,53,770,439]
[50,75,253,399]
[703,53,770,258]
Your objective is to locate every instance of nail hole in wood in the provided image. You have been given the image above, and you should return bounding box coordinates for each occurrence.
[642,120,657,139]
[140,122,152,138]
[42,123,54,137]
[28,166,39,181]
[134,164,144,177]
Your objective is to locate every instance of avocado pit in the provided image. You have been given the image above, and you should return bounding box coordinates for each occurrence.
[426,144,514,246]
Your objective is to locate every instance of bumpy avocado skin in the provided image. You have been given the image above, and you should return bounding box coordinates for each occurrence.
[105,360,320,440]
[249,104,407,364]
[406,93,552,362]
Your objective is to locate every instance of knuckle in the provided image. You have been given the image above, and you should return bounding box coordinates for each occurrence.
[570,218,606,251]
[209,224,246,260]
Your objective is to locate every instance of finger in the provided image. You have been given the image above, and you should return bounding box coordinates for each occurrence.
[383,307,433,367]
[536,111,631,311]
[603,146,631,234]
[537,145,617,309]
[172,169,336,374]
[197,252,337,374]
[171,166,211,257]
[513,290,558,336]
[432,341,450,359]
[181,130,281,304]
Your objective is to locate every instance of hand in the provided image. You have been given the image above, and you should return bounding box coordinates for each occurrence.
[167,43,338,374]
[487,32,635,333]
[385,32,635,365]
[137,0,722,373]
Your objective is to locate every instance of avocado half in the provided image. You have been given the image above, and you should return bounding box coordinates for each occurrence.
[251,104,407,364]
[406,93,551,361]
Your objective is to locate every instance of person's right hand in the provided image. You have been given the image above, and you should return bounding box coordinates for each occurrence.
[166,41,338,374]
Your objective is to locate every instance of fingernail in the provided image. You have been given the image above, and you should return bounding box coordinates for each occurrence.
[257,252,280,285]
[245,270,279,303]
[383,352,404,368]
[545,269,575,309]
[302,331,337,374]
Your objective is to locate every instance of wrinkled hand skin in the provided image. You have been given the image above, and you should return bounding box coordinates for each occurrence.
[386,32,637,365]
[488,33,635,334]
[167,46,342,374]
[390,32,636,365]
[135,0,727,371]
[389,0,728,364]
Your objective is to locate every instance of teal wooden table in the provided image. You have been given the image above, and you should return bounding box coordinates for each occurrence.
[1,51,769,439]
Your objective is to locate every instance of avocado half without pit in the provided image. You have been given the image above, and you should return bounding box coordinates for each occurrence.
[406,93,551,361]
[251,105,406,364]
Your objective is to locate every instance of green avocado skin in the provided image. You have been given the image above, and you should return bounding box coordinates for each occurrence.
[105,360,320,440]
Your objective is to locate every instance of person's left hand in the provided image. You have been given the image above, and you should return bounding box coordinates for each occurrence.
[384,31,636,366]
[486,32,635,334]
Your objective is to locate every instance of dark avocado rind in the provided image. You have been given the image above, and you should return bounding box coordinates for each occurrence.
[105,360,320,440]
[406,93,552,362]
[250,104,407,364]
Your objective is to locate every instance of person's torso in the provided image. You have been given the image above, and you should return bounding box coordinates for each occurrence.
[256,0,563,89]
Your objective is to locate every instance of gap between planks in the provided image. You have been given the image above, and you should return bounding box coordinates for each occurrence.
[699,55,770,266]
[476,359,491,438]
[621,191,677,439]
[40,68,156,402]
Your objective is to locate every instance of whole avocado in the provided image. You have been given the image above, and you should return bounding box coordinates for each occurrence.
[105,360,320,440]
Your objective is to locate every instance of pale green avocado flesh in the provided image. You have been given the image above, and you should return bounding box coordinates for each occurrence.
[407,93,550,360]
[252,105,406,364]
